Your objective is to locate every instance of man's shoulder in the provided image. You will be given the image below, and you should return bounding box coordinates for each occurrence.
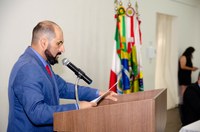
[185,83,200,94]
[11,50,43,79]
[187,83,199,88]
[15,47,43,69]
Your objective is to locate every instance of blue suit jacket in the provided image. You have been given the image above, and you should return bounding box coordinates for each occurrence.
[7,47,99,132]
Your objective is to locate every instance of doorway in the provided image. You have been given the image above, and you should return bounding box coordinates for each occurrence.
[155,13,179,109]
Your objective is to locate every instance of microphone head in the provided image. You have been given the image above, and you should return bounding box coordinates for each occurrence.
[62,58,70,66]
[62,58,92,84]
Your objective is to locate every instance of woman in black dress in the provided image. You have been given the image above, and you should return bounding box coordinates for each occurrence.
[178,47,198,98]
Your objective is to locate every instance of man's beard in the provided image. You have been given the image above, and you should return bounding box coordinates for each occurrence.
[45,49,61,65]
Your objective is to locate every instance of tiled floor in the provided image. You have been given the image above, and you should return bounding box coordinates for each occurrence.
[165,107,182,132]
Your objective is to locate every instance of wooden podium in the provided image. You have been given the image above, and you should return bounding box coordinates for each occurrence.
[54,88,167,132]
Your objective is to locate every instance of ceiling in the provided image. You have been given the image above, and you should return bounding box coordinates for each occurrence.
[172,0,200,7]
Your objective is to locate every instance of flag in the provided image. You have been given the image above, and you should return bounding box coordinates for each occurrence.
[135,2,144,91]
[109,1,143,94]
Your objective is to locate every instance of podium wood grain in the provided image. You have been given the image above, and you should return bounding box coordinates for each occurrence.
[54,89,167,132]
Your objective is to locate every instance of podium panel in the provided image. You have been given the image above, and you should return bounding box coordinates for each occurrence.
[54,89,167,132]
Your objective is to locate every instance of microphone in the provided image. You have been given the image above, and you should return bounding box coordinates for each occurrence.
[62,58,92,84]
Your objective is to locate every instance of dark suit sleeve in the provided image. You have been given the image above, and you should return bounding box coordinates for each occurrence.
[184,85,200,115]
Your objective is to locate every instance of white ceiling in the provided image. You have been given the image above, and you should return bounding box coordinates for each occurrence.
[172,0,200,7]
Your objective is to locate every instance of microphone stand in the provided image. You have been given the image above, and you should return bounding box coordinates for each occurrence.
[75,76,80,109]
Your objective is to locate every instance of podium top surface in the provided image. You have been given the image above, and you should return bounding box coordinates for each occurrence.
[98,88,166,106]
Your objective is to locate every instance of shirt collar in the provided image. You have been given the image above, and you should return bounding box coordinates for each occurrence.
[30,47,48,67]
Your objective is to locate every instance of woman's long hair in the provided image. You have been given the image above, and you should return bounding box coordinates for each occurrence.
[182,47,195,59]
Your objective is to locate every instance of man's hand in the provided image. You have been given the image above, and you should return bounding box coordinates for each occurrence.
[99,91,118,101]
[79,101,97,109]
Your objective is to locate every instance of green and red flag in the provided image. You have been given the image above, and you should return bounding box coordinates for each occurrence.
[109,1,143,94]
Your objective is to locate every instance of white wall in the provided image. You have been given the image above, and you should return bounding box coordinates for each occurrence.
[139,0,200,89]
[0,0,200,131]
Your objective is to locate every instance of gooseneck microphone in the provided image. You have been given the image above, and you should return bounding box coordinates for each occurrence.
[62,58,92,84]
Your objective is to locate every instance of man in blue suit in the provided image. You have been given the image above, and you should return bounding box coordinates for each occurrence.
[7,20,117,132]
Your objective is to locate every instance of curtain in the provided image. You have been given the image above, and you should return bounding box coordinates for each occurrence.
[155,13,179,109]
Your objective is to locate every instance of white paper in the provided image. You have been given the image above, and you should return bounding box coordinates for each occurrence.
[91,81,118,103]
